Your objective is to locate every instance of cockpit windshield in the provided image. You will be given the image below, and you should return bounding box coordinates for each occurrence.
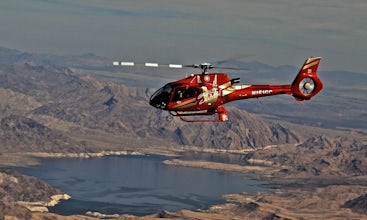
[163,84,172,93]
[150,84,200,109]
[149,84,173,109]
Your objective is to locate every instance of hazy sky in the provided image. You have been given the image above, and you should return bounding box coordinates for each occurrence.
[1,0,366,72]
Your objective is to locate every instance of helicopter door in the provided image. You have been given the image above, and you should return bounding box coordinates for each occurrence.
[171,86,200,102]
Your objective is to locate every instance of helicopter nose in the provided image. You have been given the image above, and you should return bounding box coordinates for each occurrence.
[149,97,159,108]
[149,88,169,110]
[149,95,167,109]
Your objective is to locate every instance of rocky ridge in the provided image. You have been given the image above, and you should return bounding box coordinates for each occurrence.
[343,193,367,214]
[246,135,367,177]
[1,48,367,219]
[0,63,305,153]
[0,169,70,218]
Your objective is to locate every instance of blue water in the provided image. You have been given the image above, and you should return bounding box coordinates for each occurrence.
[18,155,268,216]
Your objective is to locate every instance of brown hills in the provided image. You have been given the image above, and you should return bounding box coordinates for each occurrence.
[1,48,367,219]
[0,168,63,219]
[0,63,306,154]
[247,135,367,177]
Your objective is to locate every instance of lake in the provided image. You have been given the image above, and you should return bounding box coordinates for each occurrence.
[18,154,269,216]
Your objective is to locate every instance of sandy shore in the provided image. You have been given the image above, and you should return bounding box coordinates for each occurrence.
[17,194,71,212]
[163,159,282,177]
[0,150,145,168]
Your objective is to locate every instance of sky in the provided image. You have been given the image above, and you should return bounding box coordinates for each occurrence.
[1,0,366,73]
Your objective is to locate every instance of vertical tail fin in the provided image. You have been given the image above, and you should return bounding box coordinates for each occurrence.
[291,57,323,101]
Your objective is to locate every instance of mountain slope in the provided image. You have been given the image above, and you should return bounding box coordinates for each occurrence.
[249,135,367,176]
[0,63,303,153]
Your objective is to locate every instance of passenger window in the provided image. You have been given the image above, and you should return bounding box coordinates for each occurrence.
[172,87,199,102]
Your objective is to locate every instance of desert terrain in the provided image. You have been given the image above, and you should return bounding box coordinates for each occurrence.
[1,47,367,219]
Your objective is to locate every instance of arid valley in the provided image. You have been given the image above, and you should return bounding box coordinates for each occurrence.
[1,47,367,220]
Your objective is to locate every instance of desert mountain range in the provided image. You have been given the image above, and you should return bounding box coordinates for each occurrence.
[0,47,366,173]
[0,62,304,152]
[1,47,367,219]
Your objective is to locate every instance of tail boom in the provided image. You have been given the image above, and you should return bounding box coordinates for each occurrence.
[221,57,323,104]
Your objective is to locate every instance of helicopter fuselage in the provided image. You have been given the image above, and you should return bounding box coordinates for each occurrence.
[149,57,323,122]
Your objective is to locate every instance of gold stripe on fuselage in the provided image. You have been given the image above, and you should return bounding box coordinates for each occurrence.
[171,98,197,110]
[222,85,251,96]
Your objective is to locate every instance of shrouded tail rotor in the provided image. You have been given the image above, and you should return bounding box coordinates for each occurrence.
[291,57,323,101]
[299,77,315,95]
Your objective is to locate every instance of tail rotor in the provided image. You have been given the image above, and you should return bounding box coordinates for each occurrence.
[291,57,323,101]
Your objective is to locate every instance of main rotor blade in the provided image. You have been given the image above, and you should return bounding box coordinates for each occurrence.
[213,66,250,71]
[112,61,249,71]
[113,61,184,69]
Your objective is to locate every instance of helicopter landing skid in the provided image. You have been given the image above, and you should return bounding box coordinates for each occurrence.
[169,107,228,122]
[169,111,219,122]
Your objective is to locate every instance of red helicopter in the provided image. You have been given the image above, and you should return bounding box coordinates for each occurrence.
[113,57,323,122]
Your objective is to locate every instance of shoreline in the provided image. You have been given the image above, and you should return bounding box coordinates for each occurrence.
[5,148,274,216]
[3,148,367,219]
[1,147,264,167]
[0,150,148,168]
[17,194,71,213]
[26,150,145,159]
[163,159,282,178]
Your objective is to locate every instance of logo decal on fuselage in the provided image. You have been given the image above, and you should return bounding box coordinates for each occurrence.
[198,87,219,105]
